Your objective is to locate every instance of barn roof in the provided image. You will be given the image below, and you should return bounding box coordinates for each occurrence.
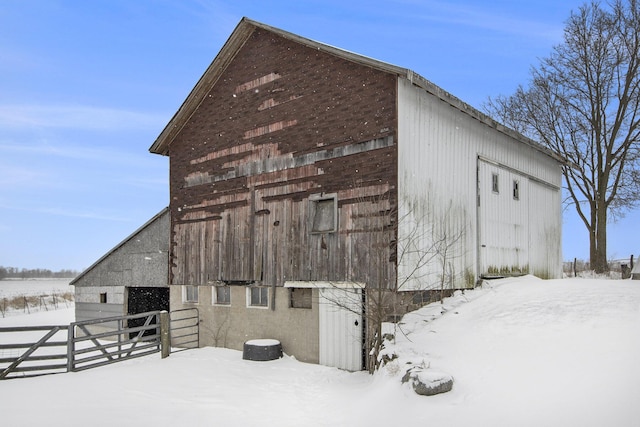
[69,207,169,287]
[148,17,562,164]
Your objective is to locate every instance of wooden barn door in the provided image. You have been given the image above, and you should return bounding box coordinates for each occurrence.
[318,287,363,371]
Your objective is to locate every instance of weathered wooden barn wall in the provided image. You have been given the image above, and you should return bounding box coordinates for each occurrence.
[169,28,399,289]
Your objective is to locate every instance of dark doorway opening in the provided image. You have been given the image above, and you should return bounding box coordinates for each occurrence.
[127,287,170,338]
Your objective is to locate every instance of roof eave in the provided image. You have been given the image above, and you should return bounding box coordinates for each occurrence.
[69,207,170,287]
[149,18,256,156]
[148,17,564,166]
[148,17,411,156]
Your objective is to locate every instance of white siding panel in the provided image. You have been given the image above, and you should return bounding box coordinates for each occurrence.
[529,180,562,278]
[318,288,363,371]
[397,78,562,288]
[74,285,125,304]
[478,159,530,275]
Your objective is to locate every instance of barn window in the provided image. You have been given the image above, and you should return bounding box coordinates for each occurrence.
[99,293,107,303]
[513,180,520,200]
[310,193,337,233]
[214,286,231,305]
[290,288,312,309]
[248,287,268,308]
[183,285,199,303]
[492,173,499,194]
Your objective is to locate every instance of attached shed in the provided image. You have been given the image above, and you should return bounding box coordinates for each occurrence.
[71,208,170,331]
[148,18,563,370]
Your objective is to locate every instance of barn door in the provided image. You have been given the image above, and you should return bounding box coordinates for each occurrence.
[318,287,363,371]
[477,158,529,277]
[127,287,170,338]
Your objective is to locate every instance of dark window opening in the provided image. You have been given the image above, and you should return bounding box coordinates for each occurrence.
[492,173,499,194]
[215,286,231,305]
[184,285,198,303]
[99,292,107,304]
[513,180,520,200]
[311,194,337,233]
[290,288,312,309]
[250,287,268,307]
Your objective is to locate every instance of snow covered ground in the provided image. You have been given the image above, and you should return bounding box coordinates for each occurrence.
[0,278,73,298]
[0,278,74,318]
[1,276,639,426]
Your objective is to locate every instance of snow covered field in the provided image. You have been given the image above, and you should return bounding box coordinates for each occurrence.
[0,279,74,317]
[1,276,639,426]
[0,278,73,298]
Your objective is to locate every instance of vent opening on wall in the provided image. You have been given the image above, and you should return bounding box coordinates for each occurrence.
[310,193,338,233]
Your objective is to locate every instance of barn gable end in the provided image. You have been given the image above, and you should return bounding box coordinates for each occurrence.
[144,17,563,369]
[163,25,399,290]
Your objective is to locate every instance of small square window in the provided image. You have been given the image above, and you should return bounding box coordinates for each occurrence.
[513,180,520,200]
[99,293,107,304]
[290,288,312,309]
[214,286,231,305]
[183,285,199,303]
[248,287,268,308]
[492,173,499,194]
[310,194,337,233]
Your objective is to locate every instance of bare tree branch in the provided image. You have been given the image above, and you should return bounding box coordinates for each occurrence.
[483,0,640,272]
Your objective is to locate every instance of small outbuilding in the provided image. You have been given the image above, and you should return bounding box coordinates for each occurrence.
[70,208,170,332]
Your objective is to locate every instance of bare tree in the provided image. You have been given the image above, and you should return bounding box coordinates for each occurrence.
[484,0,640,272]
[321,191,465,372]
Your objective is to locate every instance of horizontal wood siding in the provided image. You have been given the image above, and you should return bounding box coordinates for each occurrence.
[169,29,398,289]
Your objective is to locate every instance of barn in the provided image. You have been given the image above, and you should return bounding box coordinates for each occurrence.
[70,208,170,332]
[149,18,563,370]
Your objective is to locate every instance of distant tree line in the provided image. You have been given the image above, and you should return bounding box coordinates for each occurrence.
[0,266,80,280]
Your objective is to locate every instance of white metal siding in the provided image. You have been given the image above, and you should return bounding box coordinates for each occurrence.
[478,159,530,275]
[318,288,363,371]
[397,78,562,288]
[528,180,562,278]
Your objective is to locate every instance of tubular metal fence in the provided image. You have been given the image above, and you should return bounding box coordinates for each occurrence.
[169,307,200,351]
[0,308,199,380]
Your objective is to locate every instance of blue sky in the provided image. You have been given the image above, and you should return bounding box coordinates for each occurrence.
[1,0,637,271]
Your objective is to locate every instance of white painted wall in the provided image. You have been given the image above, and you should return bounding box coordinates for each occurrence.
[318,287,363,371]
[396,78,562,289]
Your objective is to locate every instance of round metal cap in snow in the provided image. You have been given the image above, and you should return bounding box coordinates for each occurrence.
[243,339,283,361]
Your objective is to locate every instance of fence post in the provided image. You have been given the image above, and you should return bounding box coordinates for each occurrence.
[160,311,170,359]
[573,258,577,277]
[67,323,75,372]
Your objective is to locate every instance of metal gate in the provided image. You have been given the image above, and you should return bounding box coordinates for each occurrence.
[1,308,199,380]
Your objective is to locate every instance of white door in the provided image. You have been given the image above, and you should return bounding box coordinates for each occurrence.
[318,288,363,371]
[477,158,529,276]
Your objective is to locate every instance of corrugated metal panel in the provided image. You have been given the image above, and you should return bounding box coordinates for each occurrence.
[318,288,363,371]
[478,159,530,275]
[528,180,562,278]
[397,79,479,290]
[397,78,562,287]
